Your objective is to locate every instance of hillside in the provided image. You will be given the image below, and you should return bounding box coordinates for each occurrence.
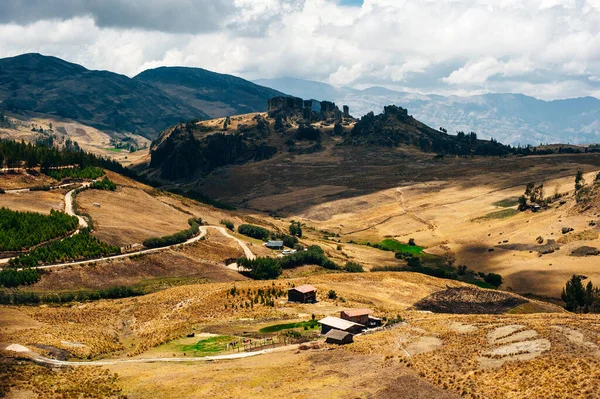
[134,67,284,118]
[255,76,600,146]
[0,53,205,138]
[0,53,285,139]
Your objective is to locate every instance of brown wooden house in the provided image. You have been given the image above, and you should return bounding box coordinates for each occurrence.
[288,284,317,303]
[324,329,354,345]
[340,308,373,325]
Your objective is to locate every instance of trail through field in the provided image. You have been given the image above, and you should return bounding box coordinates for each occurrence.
[65,182,90,230]
[4,343,298,367]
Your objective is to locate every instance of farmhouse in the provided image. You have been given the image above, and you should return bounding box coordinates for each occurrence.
[318,316,364,335]
[340,308,372,325]
[324,329,353,345]
[265,240,284,250]
[288,284,317,303]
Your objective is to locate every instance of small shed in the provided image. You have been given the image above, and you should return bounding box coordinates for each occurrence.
[288,284,317,303]
[340,308,373,326]
[265,240,284,250]
[318,316,364,335]
[325,329,353,345]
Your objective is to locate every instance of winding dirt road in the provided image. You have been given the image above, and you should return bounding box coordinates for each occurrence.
[4,343,297,367]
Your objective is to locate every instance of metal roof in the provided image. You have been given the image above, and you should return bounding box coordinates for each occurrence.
[289,284,317,294]
[318,316,363,331]
[325,329,353,340]
[341,308,373,317]
[266,240,284,246]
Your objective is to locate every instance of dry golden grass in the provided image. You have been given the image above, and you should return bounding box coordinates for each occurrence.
[0,189,65,214]
[0,171,56,190]
[78,186,190,246]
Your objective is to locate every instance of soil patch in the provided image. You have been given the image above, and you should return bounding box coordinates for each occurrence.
[412,287,528,314]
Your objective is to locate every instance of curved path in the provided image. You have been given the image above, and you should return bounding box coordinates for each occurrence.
[4,343,296,367]
[64,183,90,230]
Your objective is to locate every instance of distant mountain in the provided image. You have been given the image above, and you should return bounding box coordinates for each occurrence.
[136,67,284,119]
[0,53,285,139]
[255,77,600,145]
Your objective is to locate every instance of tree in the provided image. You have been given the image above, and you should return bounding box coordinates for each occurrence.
[408,238,416,246]
[483,273,503,287]
[289,221,302,238]
[328,290,337,299]
[575,169,585,192]
[561,275,586,312]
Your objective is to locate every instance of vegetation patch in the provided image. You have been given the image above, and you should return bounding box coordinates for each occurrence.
[492,197,520,207]
[0,268,40,288]
[259,320,319,333]
[180,335,235,356]
[413,286,527,314]
[0,285,145,304]
[90,176,117,191]
[238,224,271,241]
[0,208,78,252]
[364,238,424,254]
[8,231,121,268]
[143,218,202,249]
[473,209,519,221]
[558,229,599,244]
[43,166,105,181]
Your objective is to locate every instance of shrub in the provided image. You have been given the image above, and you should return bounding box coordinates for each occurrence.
[90,177,117,191]
[220,220,234,231]
[238,224,271,241]
[328,290,337,299]
[345,261,364,273]
[408,238,416,246]
[143,218,202,249]
[483,273,503,287]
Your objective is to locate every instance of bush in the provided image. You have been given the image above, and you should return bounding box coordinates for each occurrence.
[483,273,503,287]
[328,290,337,299]
[281,234,298,248]
[238,257,282,280]
[44,166,104,181]
[143,218,202,249]
[90,177,117,191]
[0,268,40,288]
[220,220,234,231]
[345,261,364,273]
[408,238,416,246]
[238,224,270,241]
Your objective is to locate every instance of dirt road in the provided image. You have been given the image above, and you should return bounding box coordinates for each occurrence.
[4,343,298,367]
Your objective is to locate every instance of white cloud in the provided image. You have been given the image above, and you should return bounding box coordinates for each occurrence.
[0,0,599,99]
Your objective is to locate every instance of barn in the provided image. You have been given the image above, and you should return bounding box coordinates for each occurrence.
[265,240,284,250]
[324,329,354,345]
[318,316,364,335]
[288,284,317,303]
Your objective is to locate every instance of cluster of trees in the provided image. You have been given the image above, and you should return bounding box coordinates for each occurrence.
[0,268,40,288]
[238,245,339,280]
[289,221,302,237]
[44,166,105,181]
[561,275,600,313]
[345,261,364,273]
[0,208,79,252]
[518,182,547,210]
[142,218,202,249]
[90,177,117,191]
[238,224,270,241]
[8,231,121,268]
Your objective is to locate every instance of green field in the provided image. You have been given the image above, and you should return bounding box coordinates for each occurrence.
[370,239,424,254]
[180,336,235,356]
[473,208,519,221]
[259,320,319,333]
[492,197,520,208]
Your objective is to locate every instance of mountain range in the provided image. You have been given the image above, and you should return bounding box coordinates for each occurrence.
[254,77,600,146]
[0,53,282,138]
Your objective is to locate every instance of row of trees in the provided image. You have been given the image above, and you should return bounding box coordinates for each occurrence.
[8,231,121,268]
[0,208,79,252]
[238,224,270,241]
[142,218,202,249]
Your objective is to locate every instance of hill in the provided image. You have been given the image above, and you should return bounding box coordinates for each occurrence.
[134,67,284,118]
[0,53,285,139]
[0,53,205,138]
[255,76,600,146]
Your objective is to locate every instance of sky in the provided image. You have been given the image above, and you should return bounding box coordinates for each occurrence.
[0,0,599,100]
